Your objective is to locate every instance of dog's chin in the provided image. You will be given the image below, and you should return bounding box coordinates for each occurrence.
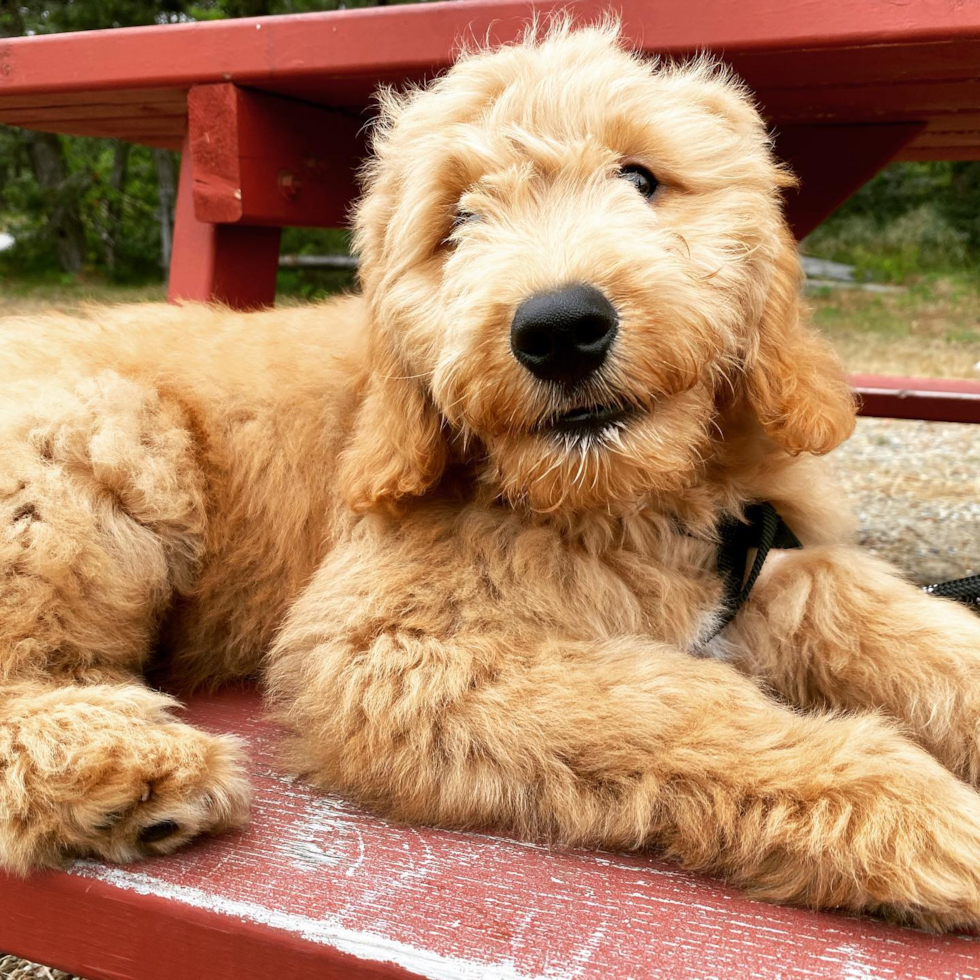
[482,392,711,515]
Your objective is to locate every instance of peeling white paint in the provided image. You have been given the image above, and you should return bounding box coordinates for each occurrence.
[70,861,568,980]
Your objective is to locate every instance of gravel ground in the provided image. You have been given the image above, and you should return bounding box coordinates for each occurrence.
[0,956,76,980]
[834,417,980,583]
[1,420,977,979]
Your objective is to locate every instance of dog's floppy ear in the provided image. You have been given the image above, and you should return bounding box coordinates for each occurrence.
[338,134,450,514]
[743,230,856,455]
[337,343,449,514]
[338,366,448,515]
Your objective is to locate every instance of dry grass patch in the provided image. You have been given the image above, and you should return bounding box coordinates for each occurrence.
[808,278,980,379]
[0,282,166,319]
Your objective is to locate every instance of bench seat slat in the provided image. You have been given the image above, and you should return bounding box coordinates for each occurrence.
[1,687,977,980]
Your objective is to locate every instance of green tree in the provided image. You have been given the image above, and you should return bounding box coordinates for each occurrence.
[0,0,199,278]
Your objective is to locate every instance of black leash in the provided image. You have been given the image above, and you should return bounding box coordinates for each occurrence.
[923,575,980,610]
[707,502,979,642]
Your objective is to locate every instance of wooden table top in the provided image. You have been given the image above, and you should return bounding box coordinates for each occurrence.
[0,0,979,159]
[1,685,979,980]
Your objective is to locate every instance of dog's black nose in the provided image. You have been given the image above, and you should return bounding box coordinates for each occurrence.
[510,284,618,385]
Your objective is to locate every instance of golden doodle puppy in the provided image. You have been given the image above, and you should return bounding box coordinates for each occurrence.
[3,21,980,930]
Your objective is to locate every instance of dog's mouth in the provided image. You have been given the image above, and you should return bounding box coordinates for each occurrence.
[539,402,638,436]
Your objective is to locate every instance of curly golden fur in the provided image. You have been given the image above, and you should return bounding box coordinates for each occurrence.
[3,21,980,931]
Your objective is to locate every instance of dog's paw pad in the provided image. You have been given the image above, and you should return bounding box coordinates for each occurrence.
[72,729,252,864]
[137,820,180,845]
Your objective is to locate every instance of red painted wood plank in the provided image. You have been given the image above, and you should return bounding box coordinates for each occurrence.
[901,147,980,161]
[760,80,980,121]
[0,88,187,146]
[1,0,978,163]
[2,0,980,102]
[0,88,188,110]
[851,374,980,423]
[917,114,980,136]
[188,84,362,228]
[5,119,184,140]
[0,871,424,980]
[3,685,980,980]
[0,106,185,124]
[726,39,980,89]
[167,133,280,310]
[914,131,980,148]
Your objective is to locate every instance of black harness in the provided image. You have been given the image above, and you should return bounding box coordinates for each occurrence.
[707,502,980,643]
[707,503,801,643]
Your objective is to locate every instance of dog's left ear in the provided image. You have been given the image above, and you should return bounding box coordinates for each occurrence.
[742,230,856,455]
[337,345,448,514]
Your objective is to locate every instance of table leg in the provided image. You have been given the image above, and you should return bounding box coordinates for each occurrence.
[167,132,281,311]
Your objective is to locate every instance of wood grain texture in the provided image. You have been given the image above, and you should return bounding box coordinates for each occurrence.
[2,686,979,980]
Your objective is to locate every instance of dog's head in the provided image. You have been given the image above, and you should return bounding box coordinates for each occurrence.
[340,21,855,515]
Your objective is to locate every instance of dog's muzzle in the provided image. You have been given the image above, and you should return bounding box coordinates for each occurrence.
[510,283,618,386]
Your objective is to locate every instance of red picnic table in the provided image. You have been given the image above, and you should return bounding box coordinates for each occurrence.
[2,3,980,978]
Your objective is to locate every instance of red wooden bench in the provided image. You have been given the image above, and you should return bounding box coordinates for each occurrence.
[2,4,980,978]
[4,686,980,980]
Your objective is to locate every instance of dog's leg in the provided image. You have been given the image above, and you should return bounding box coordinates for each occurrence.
[268,573,980,931]
[0,373,249,871]
[727,545,980,785]
[0,680,250,871]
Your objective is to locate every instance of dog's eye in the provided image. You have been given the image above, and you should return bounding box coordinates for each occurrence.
[445,209,481,247]
[618,164,659,199]
[452,209,480,228]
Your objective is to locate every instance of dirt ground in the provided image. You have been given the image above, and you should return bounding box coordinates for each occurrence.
[0,285,977,980]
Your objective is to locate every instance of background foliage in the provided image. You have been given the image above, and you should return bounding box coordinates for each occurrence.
[805,162,980,283]
[0,0,421,295]
[1,0,978,293]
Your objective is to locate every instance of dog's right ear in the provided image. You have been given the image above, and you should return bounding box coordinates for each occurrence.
[337,344,449,514]
[339,103,450,513]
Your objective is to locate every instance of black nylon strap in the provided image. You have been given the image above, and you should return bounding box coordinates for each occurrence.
[705,501,978,643]
[708,502,802,642]
[923,574,980,610]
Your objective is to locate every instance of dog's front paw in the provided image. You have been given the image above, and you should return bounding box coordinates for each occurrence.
[0,684,251,872]
[68,725,251,865]
[862,776,980,932]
